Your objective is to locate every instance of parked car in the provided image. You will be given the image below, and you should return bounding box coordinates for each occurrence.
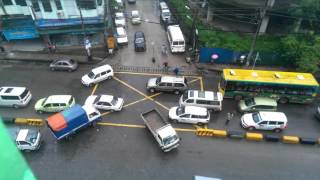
[179,90,223,111]
[168,106,210,125]
[146,76,188,94]
[81,64,114,87]
[134,31,146,52]
[84,94,124,111]
[131,10,141,24]
[49,59,78,72]
[116,27,128,45]
[241,111,288,132]
[315,106,320,120]
[115,12,126,27]
[0,86,32,108]
[34,95,75,113]
[238,97,277,113]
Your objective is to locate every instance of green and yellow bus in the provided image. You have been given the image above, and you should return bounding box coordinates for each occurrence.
[218,69,319,104]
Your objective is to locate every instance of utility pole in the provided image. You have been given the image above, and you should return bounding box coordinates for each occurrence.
[103,0,107,53]
[78,5,92,61]
[246,0,269,66]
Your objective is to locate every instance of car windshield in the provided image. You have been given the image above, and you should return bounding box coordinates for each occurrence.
[163,12,170,17]
[252,112,261,123]
[156,77,161,84]
[115,16,123,20]
[94,95,102,104]
[244,98,255,106]
[88,71,95,79]
[19,89,29,99]
[42,97,48,106]
[135,38,144,43]
[26,131,38,144]
[132,13,139,18]
[111,97,118,105]
[163,135,178,146]
[176,107,184,115]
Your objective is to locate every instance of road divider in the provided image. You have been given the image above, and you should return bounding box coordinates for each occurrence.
[196,128,320,146]
[2,117,44,126]
[246,132,264,141]
[282,136,300,144]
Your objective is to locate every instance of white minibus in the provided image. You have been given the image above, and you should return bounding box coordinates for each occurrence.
[167,25,185,53]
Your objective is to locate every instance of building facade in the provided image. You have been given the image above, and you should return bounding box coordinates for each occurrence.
[0,0,106,46]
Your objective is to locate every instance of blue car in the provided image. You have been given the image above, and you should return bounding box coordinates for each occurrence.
[134,31,146,52]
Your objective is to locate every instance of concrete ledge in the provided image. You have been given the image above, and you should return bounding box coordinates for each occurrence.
[299,137,318,145]
[213,130,227,138]
[27,119,44,126]
[282,136,300,144]
[227,130,245,139]
[1,117,15,124]
[196,128,214,136]
[15,118,28,124]
[264,134,281,142]
[246,132,264,141]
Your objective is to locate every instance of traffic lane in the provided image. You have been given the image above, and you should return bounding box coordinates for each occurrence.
[24,124,320,180]
[0,63,95,118]
[207,99,320,138]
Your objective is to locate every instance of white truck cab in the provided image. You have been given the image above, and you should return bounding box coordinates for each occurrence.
[15,129,41,151]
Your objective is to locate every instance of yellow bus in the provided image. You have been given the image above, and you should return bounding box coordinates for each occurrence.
[218,69,319,104]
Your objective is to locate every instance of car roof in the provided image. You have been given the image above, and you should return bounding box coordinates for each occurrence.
[98,95,114,102]
[115,12,124,17]
[16,129,29,141]
[132,10,139,15]
[184,106,208,116]
[167,25,184,41]
[0,87,27,96]
[45,95,72,104]
[188,90,223,101]
[116,27,126,35]
[253,97,277,106]
[160,76,185,83]
[258,111,287,122]
[92,64,113,74]
[159,2,168,9]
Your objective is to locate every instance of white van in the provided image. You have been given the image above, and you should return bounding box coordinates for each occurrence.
[116,27,128,45]
[81,64,114,87]
[159,2,169,11]
[167,25,185,53]
[0,87,32,108]
[179,90,223,111]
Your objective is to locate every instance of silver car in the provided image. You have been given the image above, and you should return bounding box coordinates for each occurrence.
[49,59,78,72]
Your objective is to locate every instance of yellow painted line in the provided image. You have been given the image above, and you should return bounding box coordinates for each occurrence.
[115,71,201,78]
[188,78,199,84]
[97,122,146,128]
[101,111,111,117]
[114,76,169,111]
[97,122,196,132]
[124,93,162,108]
[91,84,99,95]
[200,77,204,91]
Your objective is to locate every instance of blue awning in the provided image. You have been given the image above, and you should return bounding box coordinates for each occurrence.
[35,17,104,28]
[2,28,39,40]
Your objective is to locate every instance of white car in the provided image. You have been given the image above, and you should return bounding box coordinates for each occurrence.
[85,94,124,111]
[115,12,126,27]
[81,64,114,87]
[131,10,141,24]
[116,27,128,45]
[241,111,288,132]
[168,106,210,125]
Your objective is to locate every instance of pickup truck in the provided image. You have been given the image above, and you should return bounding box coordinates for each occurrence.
[141,109,180,152]
[11,128,41,151]
[47,104,101,140]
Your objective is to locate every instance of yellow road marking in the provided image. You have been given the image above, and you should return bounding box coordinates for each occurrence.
[200,77,204,91]
[97,122,196,132]
[114,76,169,111]
[98,122,146,128]
[115,71,201,78]
[91,84,99,95]
[188,78,199,84]
[101,111,111,117]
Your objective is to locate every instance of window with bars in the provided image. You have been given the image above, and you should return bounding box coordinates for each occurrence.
[54,0,62,10]
[32,1,40,12]
[42,0,52,12]
[76,0,96,10]
[3,0,13,5]
[15,0,27,6]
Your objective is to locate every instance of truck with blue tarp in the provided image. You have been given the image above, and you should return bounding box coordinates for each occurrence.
[47,104,101,140]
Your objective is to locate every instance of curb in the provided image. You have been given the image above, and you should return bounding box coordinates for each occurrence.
[195,128,320,146]
[2,117,44,126]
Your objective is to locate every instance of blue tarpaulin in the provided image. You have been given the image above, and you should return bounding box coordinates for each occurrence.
[199,47,241,64]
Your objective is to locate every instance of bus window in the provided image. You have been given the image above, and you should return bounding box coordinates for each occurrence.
[173,41,178,45]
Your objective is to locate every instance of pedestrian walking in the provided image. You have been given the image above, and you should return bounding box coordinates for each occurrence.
[225,112,234,125]
[173,67,179,76]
